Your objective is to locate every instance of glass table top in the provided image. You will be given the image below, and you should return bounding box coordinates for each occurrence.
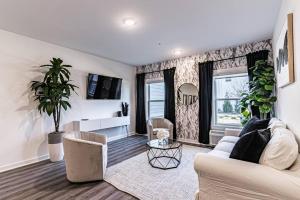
[146,139,182,150]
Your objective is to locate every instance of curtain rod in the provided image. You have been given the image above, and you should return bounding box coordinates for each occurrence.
[140,50,269,74]
[213,54,246,62]
[141,67,176,75]
[140,55,246,74]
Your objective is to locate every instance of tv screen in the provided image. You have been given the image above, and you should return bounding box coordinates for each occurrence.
[87,73,122,99]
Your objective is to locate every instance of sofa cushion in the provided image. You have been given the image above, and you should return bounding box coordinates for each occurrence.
[268,118,287,134]
[219,136,239,144]
[239,117,270,137]
[230,129,271,163]
[214,141,235,153]
[259,128,298,170]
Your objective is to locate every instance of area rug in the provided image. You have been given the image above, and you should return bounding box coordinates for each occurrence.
[104,145,210,200]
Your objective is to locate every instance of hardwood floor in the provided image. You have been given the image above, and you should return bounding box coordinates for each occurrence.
[0,135,148,200]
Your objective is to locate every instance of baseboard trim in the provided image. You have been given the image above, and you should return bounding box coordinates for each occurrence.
[0,155,49,173]
[177,138,199,144]
[0,132,138,173]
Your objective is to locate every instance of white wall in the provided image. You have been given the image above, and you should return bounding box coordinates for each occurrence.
[273,0,300,142]
[0,29,136,172]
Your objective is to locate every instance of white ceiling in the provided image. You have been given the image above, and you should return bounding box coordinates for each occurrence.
[0,0,282,66]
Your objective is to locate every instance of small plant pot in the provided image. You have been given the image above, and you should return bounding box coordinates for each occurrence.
[117,111,122,117]
[48,132,64,162]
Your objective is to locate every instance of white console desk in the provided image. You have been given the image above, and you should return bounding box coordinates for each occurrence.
[73,116,130,136]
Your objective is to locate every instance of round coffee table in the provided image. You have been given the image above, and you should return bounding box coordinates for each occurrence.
[146,139,182,170]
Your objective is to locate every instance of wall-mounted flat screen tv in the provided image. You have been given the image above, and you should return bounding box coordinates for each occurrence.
[87,73,122,99]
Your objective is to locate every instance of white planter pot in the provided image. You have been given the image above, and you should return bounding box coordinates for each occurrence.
[48,143,64,162]
[48,132,64,162]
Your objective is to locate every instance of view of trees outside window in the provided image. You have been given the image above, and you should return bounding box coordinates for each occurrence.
[147,82,165,119]
[214,74,249,126]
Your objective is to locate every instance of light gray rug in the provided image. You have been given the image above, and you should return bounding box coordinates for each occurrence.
[104,145,210,200]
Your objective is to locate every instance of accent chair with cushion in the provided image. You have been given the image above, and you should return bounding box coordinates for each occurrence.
[147,118,174,140]
[63,131,107,183]
[194,118,300,200]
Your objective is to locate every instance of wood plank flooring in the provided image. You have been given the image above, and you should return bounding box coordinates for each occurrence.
[0,135,148,200]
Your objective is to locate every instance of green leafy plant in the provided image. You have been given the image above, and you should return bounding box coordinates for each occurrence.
[240,97,252,125]
[30,58,78,133]
[240,60,277,123]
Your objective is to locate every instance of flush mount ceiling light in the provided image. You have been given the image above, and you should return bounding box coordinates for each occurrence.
[173,49,183,56]
[123,18,136,27]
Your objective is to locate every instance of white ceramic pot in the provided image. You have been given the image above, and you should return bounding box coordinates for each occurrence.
[48,132,64,162]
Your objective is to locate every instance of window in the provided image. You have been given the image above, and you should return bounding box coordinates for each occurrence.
[213,74,249,127]
[147,82,165,119]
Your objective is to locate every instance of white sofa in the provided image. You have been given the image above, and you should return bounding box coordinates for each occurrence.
[194,121,300,200]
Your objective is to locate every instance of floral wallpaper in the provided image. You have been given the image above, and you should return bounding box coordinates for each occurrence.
[137,39,273,143]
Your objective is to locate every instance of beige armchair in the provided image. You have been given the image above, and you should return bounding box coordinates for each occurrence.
[147,118,174,140]
[63,131,107,183]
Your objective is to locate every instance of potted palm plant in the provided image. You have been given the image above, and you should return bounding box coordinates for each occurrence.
[31,58,78,162]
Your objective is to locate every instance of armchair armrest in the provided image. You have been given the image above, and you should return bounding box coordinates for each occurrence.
[63,136,105,148]
[194,153,300,199]
[164,119,174,139]
[224,128,241,137]
[147,120,154,139]
[80,131,107,145]
[90,132,107,144]
[147,120,153,130]
[164,119,173,127]
[147,119,153,127]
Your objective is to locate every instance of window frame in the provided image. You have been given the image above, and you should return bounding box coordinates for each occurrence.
[146,80,165,119]
[212,73,249,129]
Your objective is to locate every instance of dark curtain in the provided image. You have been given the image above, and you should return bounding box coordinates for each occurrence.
[163,68,176,140]
[246,50,269,118]
[136,73,147,134]
[198,61,214,144]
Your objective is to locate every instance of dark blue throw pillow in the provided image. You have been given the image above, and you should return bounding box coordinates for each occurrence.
[230,129,271,163]
[239,117,270,137]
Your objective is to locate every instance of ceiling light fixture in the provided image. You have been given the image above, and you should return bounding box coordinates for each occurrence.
[123,18,136,26]
[173,49,183,56]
